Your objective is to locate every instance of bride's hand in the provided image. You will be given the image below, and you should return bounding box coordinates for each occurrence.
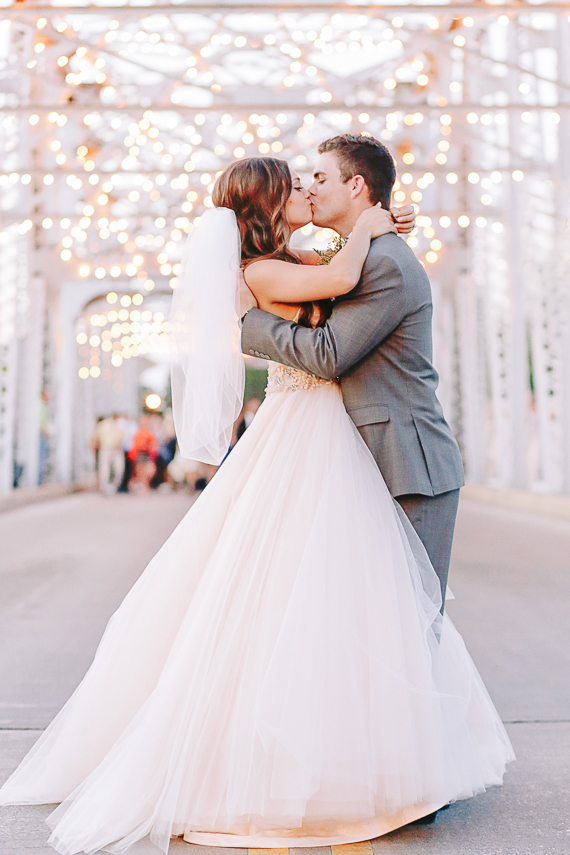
[354,203,397,240]
[390,204,416,235]
[239,269,258,317]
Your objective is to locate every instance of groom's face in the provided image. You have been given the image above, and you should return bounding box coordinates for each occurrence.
[309,152,355,230]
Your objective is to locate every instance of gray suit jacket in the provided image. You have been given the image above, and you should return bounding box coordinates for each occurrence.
[242,232,464,497]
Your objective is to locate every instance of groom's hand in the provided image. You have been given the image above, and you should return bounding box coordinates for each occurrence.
[239,269,258,317]
[391,205,416,235]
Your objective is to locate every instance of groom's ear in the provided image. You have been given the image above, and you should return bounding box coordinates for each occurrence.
[349,174,371,200]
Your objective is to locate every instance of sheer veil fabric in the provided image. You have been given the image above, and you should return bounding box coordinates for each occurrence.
[0,365,514,854]
[169,207,244,465]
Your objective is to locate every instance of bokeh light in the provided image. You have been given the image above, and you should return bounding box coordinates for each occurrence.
[145,394,162,410]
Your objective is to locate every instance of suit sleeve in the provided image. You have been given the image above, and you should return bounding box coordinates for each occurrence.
[241,253,408,381]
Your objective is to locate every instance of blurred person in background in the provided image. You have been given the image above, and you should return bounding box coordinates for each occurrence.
[165,449,193,492]
[93,414,124,495]
[236,397,261,441]
[117,413,138,494]
[152,409,177,490]
[162,409,177,464]
[89,416,104,491]
[167,439,216,493]
[38,391,51,485]
[222,398,261,462]
[128,415,158,493]
[147,412,166,490]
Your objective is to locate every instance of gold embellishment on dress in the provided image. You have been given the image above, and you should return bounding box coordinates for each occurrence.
[266,363,333,394]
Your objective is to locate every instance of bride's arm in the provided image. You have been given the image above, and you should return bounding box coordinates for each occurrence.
[244,204,396,305]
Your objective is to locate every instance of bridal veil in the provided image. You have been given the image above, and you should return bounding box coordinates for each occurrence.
[169,207,245,465]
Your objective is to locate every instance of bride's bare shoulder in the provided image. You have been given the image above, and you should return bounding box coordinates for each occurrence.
[243,258,287,279]
[243,250,319,287]
[242,259,289,296]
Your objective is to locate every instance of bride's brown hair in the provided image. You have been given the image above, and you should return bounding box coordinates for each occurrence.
[212,157,331,327]
[212,157,299,267]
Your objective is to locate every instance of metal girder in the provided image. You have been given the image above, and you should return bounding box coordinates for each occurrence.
[4,103,570,113]
[2,0,570,15]
[4,3,570,13]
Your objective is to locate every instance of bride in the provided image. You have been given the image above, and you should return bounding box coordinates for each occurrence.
[0,157,514,855]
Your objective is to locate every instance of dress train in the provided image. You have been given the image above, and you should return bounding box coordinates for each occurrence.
[0,366,514,854]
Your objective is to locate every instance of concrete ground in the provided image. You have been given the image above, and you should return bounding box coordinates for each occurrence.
[0,492,569,855]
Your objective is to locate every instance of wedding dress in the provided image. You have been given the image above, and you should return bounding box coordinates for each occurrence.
[0,362,514,855]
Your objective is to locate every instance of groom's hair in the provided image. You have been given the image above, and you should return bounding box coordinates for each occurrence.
[318,134,396,210]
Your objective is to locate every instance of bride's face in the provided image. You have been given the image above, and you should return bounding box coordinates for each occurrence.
[285,172,312,231]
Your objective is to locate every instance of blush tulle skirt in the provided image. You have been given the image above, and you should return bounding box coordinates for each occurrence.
[0,379,514,854]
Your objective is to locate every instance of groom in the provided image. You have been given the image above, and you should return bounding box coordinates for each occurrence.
[241,134,464,613]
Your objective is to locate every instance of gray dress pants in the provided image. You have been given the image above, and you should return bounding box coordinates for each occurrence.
[395,489,460,613]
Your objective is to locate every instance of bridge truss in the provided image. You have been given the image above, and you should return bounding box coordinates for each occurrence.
[1,1,569,492]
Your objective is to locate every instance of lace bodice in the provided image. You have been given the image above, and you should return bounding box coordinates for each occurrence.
[265,362,334,395]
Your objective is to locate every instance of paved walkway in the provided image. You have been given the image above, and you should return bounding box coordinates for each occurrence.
[1,492,569,855]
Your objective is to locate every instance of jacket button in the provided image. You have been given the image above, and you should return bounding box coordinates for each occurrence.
[249,349,254,355]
